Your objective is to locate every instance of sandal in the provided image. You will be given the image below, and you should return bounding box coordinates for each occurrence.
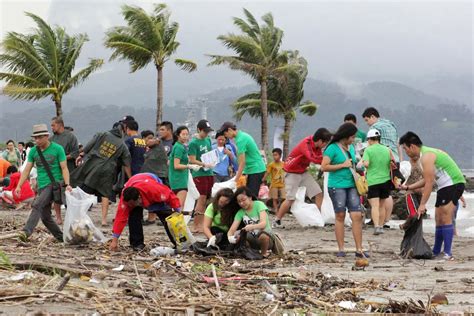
[355,251,370,258]
[336,251,346,257]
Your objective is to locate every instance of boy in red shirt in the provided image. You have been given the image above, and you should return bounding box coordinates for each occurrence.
[1,166,35,209]
[273,128,332,228]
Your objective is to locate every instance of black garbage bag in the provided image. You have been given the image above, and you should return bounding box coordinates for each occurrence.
[400,217,433,259]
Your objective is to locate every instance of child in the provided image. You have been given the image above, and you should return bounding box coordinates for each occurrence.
[262,148,285,213]
[357,129,391,235]
[0,166,35,209]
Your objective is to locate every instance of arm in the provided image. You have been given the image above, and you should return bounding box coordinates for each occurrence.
[110,198,131,251]
[320,156,352,172]
[243,210,268,232]
[203,215,213,239]
[227,218,241,238]
[123,165,132,179]
[68,135,80,160]
[173,157,189,170]
[188,155,206,168]
[235,153,246,180]
[59,160,72,191]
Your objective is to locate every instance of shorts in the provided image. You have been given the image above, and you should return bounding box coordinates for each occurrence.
[285,172,322,200]
[435,183,465,207]
[269,187,286,200]
[367,180,391,199]
[172,188,187,194]
[194,176,214,197]
[328,187,362,213]
[246,231,274,250]
[246,172,265,197]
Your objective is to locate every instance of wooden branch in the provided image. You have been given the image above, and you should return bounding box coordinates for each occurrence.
[8,260,92,277]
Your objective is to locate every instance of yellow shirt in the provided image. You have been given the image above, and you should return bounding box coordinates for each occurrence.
[266,161,285,188]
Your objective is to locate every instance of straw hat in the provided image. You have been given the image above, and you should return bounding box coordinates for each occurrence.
[31,124,50,137]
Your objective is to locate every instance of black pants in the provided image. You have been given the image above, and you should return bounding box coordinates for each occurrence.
[246,172,265,197]
[128,206,176,248]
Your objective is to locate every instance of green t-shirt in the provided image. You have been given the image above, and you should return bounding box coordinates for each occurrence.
[235,131,266,175]
[168,142,189,190]
[362,143,391,186]
[421,146,466,189]
[356,129,367,143]
[28,142,66,189]
[204,204,228,231]
[234,200,272,235]
[188,136,214,177]
[323,143,356,189]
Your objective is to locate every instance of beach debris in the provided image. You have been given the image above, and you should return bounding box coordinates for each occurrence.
[338,300,357,310]
[66,218,94,244]
[431,293,449,305]
[6,271,35,281]
[150,246,176,256]
[112,264,125,271]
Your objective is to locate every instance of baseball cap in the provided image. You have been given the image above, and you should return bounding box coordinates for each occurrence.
[367,129,381,138]
[120,115,135,123]
[197,119,213,132]
[217,121,236,134]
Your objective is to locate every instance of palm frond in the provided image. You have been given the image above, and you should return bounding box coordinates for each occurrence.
[174,58,197,72]
[2,84,56,100]
[60,58,104,94]
[298,100,318,116]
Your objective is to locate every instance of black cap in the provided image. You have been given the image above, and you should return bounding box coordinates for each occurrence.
[197,119,213,132]
[217,121,236,134]
[120,115,135,123]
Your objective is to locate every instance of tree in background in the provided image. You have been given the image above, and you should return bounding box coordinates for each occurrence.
[209,9,288,152]
[0,13,103,117]
[233,51,317,158]
[105,3,197,132]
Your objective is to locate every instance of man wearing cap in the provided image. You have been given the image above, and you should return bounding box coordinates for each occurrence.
[124,119,147,176]
[188,119,216,232]
[357,129,392,235]
[218,122,266,197]
[15,124,72,241]
[71,122,132,226]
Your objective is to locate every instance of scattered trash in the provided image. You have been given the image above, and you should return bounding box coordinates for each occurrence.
[112,264,124,271]
[338,301,357,310]
[150,246,176,257]
[6,271,35,281]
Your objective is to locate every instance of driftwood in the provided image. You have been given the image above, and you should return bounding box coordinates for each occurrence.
[8,260,92,277]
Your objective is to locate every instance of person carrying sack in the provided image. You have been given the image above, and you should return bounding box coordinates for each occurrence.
[15,124,72,242]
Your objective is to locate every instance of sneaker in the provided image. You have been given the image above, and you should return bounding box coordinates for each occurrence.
[443,254,454,261]
[373,227,381,235]
[272,219,285,229]
[132,244,146,251]
[336,251,346,257]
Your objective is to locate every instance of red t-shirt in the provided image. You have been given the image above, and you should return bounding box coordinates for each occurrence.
[283,136,323,174]
[112,173,181,237]
[3,172,35,203]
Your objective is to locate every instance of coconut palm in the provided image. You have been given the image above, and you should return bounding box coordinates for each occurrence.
[105,3,197,131]
[0,13,103,117]
[209,9,288,152]
[232,51,317,158]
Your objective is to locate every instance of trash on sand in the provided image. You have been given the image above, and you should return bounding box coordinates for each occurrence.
[112,264,124,271]
[150,246,176,257]
[338,301,357,310]
[6,271,35,281]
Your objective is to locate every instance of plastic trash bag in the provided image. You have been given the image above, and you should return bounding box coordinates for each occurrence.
[321,172,352,226]
[64,188,106,244]
[399,161,411,184]
[400,217,433,259]
[258,184,270,200]
[183,173,199,213]
[166,212,194,251]
[290,187,324,227]
[211,177,237,197]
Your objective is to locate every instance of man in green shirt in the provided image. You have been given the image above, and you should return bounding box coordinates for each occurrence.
[344,113,367,159]
[16,124,72,241]
[218,122,266,197]
[399,131,465,260]
[358,129,391,235]
[188,119,215,233]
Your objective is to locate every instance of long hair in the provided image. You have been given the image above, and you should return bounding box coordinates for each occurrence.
[213,188,236,227]
[223,186,258,225]
[328,122,358,146]
[173,126,189,145]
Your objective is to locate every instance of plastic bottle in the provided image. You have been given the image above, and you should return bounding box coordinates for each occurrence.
[150,246,176,256]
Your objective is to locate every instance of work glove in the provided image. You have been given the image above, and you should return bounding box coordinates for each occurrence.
[228,235,237,244]
[188,164,201,171]
[207,235,217,247]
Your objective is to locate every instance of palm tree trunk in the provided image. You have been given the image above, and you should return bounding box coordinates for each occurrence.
[283,116,292,159]
[54,96,62,118]
[260,79,269,152]
[155,65,164,133]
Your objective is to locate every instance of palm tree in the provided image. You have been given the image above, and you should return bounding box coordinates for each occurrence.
[0,13,103,117]
[232,51,317,158]
[105,3,197,131]
[209,9,288,152]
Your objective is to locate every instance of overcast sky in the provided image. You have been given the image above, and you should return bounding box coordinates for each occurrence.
[1,0,472,102]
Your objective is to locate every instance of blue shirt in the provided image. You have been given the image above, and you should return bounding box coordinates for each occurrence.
[125,135,147,175]
[212,144,238,176]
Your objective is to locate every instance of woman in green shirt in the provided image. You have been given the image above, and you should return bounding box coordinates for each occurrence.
[2,140,22,168]
[227,187,274,257]
[321,123,368,258]
[203,188,235,248]
[168,126,191,207]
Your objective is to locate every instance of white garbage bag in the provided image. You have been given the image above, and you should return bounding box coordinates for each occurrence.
[290,187,324,227]
[321,172,352,226]
[183,172,199,213]
[64,188,106,244]
[211,177,237,197]
[399,161,412,184]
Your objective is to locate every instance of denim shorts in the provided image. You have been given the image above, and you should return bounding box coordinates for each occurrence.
[328,187,362,213]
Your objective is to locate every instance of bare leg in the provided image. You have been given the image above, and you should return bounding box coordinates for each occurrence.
[384,196,393,223]
[275,199,294,220]
[436,202,455,226]
[272,198,279,212]
[314,192,323,211]
[379,198,386,227]
[192,195,207,233]
[350,211,363,251]
[259,234,271,256]
[176,190,187,210]
[101,197,109,226]
[369,198,380,227]
[335,212,346,251]
[53,203,62,225]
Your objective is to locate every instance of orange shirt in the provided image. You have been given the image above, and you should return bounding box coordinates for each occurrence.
[0,158,11,178]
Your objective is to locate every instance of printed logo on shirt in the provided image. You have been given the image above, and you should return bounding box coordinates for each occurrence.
[99,141,117,158]
[199,145,209,153]
[134,138,146,148]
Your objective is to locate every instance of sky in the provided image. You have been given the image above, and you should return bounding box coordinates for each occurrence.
[0,0,472,105]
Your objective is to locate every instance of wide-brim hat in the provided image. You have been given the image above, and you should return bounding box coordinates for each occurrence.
[31,124,50,137]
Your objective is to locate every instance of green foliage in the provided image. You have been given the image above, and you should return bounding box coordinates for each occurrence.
[0,12,103,115]
[0,250,13,270]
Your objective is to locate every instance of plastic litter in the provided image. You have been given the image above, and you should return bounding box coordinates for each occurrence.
[338,301,357,310]
[150,246,176,257]
[290,187,324,227]
[211,177,237,197]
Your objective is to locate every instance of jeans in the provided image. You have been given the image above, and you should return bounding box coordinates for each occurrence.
[23,184,63,240]
[128,206,176,248]
[328,187,362,213]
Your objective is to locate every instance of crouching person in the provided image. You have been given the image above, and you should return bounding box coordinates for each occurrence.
[227,187,274,258]
[110,173,181,251]
[0,166,35,209]
[203,188,236,248]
